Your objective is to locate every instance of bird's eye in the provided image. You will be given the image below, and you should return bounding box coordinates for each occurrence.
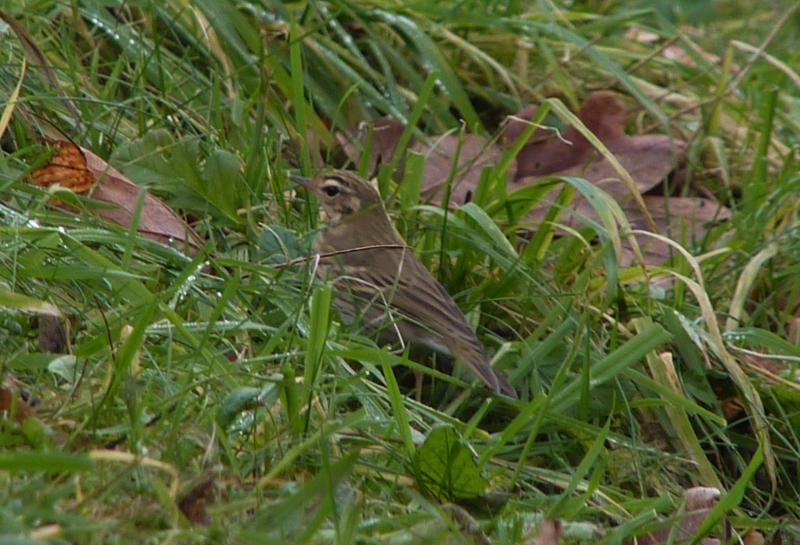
[321,184,340,197]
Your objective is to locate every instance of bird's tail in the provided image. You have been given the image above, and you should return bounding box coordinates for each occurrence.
[452,343,518,399]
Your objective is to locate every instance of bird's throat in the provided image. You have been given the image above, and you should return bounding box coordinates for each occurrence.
[323,208,401,251]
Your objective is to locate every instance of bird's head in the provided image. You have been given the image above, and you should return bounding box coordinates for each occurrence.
[292,171,383,224]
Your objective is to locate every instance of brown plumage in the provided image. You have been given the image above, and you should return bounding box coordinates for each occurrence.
[292,171,517,399]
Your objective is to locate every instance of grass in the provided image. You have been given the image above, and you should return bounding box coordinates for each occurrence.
[1,0,800,543]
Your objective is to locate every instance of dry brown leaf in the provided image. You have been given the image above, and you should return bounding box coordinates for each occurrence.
[626,26,725,69]
[0,388,35,422]
[560,135,684,197]
[618,195,732,266]
[506,92,683,197]
[628,487,722,545]
[789,316,800,346]
[525,192,730,267]
[336,93,727,269]
[28,139,201,254]
[1,374,36,423]
[336,116,407,174]
[336,118,516,206]
[513,136,686,232]
[504,91,629,180]
[522,187,728,237]
[83,149,202,252]
[627,196,732,232]
[743,530,765,545]
[505,92,735,267]
[178,478,217,527]
[414,133,516,206]
[533,519,563,545]
[37,314,69,354]
[30,139,95,193]
[441,503,492,545]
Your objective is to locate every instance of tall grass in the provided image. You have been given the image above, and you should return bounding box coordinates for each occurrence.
[1,1,799,543]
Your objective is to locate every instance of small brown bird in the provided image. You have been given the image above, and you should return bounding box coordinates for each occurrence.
[292,171,517,399]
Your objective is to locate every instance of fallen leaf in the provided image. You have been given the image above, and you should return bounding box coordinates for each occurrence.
[28,139,202,254]
[0,389,35,422]
[506,92,682,198]
[524,188,730,267]
[30,139,95,193]
[626,26,725,70]
[339,118,516,206]
[533,519,563,545]
[414,133,515,206]
[1,374,36,423]
[627,196,732,232]
[789,316,800,346]
[37,314,69,354]
[441,503,492,545]
[619,196,732,266]
[338,93,727,268]
[409,92,686,233]
[743,530,765,545]
[504,93,736,266]
[178,478,217,527]
[628,486,722,545]
[84,148,202,252]
[336,116,407,174]
[503,91,628,180]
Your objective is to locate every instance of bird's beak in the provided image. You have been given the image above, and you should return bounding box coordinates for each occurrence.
[289,174,313,190]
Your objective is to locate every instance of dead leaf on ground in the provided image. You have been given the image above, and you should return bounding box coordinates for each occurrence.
[337,92,729,267]
[533,518,563,545]
[789,316,800,346]
[0,388,36,422]
[618,195,732,266]
[505,92,731,266]
[506,91,683,196]
[1,374,36,423]
[29,138,201,254]
[178,477,217,527]
[336,116,407,174]
[628,486,723,545]
[626,27,726,70]
[503,91,629,180]
[521,187,731,266]
[37,314,69,354]
[441,503,492,545]
[413,133,516,206]
[743,530,765,545]
[30,139,95,192]
[337,119,516,207]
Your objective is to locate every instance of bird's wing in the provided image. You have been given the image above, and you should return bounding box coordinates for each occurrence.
[336,249,516,398]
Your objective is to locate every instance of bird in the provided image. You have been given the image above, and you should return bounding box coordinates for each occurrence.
[291,170,517,399]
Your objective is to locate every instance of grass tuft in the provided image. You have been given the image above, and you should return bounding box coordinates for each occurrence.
[1,1,799,543]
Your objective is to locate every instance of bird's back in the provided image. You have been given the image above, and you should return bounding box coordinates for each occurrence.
[318,225,516,397]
